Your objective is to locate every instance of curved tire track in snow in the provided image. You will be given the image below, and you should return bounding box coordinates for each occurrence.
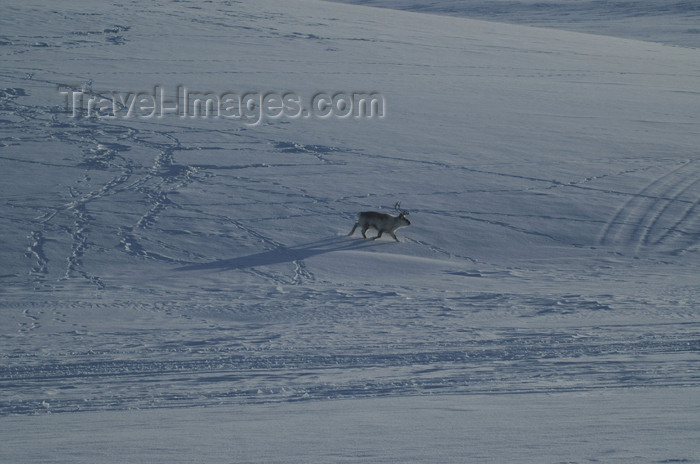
[651,180,700,253]
[638,176,700,248]
[599,160,700,254]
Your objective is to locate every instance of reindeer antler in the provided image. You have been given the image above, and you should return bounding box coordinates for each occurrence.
[394,201,408,215]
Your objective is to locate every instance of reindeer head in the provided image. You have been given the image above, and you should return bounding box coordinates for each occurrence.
[394,201,410,225]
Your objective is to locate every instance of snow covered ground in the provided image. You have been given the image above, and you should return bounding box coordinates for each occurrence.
[329,0,700,48]
[1,0,699,462]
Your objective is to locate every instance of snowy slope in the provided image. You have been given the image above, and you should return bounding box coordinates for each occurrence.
[1,0,699,462]
[328,0,700,47]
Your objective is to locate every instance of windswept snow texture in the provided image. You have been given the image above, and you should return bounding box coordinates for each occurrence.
[328,0,700,48]
[1,0,700,462]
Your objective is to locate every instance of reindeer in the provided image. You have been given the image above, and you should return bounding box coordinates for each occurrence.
[349,202,411,242]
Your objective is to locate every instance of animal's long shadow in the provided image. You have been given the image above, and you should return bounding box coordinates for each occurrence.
[175,235,381,272]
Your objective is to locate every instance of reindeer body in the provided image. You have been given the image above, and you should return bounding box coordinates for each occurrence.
[349,203,410,242]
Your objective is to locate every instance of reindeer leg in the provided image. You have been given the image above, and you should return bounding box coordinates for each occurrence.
[389,232,399,242]
[361,226,369,238]
[373,231,383,240]
[349,223,359,236]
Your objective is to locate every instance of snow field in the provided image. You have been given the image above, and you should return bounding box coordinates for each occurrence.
[1,0,699,462]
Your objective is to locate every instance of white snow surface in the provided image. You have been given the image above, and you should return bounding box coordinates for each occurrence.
[328,0,700,48]
[1,0,699,462]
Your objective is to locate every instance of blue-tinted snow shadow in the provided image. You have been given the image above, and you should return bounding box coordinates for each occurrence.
[175,236,381,272]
